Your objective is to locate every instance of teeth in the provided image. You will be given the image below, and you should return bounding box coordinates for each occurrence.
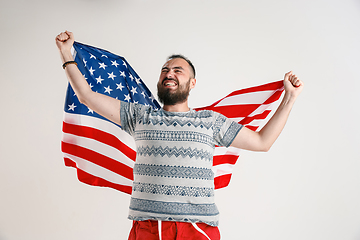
[165,82,175,86]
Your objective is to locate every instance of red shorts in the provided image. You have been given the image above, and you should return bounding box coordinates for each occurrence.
[128,220,221,240]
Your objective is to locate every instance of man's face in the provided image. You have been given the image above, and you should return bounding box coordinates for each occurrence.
[157,58,195,105]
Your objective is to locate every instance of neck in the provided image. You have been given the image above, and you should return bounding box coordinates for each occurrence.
[162,101,190,112]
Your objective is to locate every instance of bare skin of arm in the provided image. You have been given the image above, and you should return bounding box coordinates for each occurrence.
[56,31,121,125]
[231,71,304,152]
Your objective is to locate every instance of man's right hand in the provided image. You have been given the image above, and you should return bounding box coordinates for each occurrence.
[55,31,74,54]
[56,31,122,126]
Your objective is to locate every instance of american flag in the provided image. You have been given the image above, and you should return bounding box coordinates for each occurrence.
[61,42,284,194]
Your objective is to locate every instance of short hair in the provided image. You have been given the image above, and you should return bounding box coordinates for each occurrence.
[167,54,196,78]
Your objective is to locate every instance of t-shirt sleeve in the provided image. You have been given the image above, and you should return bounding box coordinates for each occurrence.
[120,101,147,136]
[213,112,243,147]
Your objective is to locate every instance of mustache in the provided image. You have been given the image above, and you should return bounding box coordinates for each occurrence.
[162,77,179,85]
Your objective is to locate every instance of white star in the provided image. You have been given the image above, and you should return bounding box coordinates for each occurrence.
[129,74,134,81]
[134,101,138,104]
[101,54,108,58]
[108,72,116,80]
[83,58,87,67]
[89,66,95,75]
[83,74,88,80]
[89,83,94,89]
[111,60,119,67]
[135,77,142,84]
[116,82,125,91]
[99,62,107,69]
[104,86,113,94]
[119,71,126,78]
[149,95,155,101]
[123,61,127,68]
[130,86,138,95]
[68,103,77,111]
[96,75,104,84]
[90,53,96,59]
[88,107,94,114]
[124,94,131,102]
[141,91,146,98]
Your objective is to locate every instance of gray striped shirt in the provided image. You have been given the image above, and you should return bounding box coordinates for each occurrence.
[120,102,242,226]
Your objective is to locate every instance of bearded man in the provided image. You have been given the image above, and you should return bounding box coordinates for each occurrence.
[56,31,303,240]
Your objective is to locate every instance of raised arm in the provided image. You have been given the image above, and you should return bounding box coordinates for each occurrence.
[230,71,304,151]
[56,31,121,125]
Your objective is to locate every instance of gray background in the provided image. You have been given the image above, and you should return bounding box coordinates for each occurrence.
[1,0,360,239]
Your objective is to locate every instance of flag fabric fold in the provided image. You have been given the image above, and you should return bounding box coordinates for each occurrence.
[61,42,284,194]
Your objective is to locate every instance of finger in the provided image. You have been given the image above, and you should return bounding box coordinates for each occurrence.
[284,71,293,81]
[57,32,70,42]
[294,78,302,88]
[289,74,297,85]
[65,30,74,40]
[56,32,64,41]
[297,79,303,87]
[56,32,63,41]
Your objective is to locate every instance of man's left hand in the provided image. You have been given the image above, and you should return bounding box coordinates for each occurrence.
[283,71,304,98]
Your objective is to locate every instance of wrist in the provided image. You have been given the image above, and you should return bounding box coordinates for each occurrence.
[59,49,74,63]
[282,92,297,106]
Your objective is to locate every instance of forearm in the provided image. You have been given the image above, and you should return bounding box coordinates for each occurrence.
[59,47,121,125]
[257,92,296,151]
[59,49,93,104]
[230,71,303,152]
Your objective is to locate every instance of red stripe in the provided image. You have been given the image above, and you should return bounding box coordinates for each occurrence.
[65,158,132,194]
[245,125,258,131]
[64,157,77,167]
[195,81,284,111]
[63,121,136,161]
[214,174,232,190]
[224,80,284,97]
[239,110,271,125]
[263,89,283,105]
[200,104,261,118]
[62,141,134,180]
[213,154,239,166]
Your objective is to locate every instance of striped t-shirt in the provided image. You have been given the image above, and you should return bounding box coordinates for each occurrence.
[120,102,243,226]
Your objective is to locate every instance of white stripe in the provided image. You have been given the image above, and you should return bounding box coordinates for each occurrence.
[248,102,281,131]
[62,132,135,168]
[71,46,76,58]
[215,90,275,106]
[192,223,211,240]
[64,153,133,186]
[247,103,273,117]
[248,120,265,126]
[64,112,136,150]
[212,163,235,177]
[214,146,242,156]
[158,220,162,240]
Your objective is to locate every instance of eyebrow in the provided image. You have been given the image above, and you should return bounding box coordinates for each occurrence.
[161,66,184,71]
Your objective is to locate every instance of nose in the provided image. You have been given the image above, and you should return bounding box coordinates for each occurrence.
[166,70,174,79]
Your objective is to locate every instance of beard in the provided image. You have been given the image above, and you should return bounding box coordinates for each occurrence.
[157,78,191,106]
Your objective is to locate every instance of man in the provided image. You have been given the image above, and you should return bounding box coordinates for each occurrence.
[56,31,303,240]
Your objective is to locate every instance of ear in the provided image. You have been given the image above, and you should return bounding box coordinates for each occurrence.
[190,78,196,90]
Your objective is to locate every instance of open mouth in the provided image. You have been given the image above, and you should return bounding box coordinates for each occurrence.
[162,79,178,87]
[164,82,176,86]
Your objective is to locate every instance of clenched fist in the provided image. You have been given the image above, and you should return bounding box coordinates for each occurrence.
[283,71,304,98]
[55,31,74,53]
